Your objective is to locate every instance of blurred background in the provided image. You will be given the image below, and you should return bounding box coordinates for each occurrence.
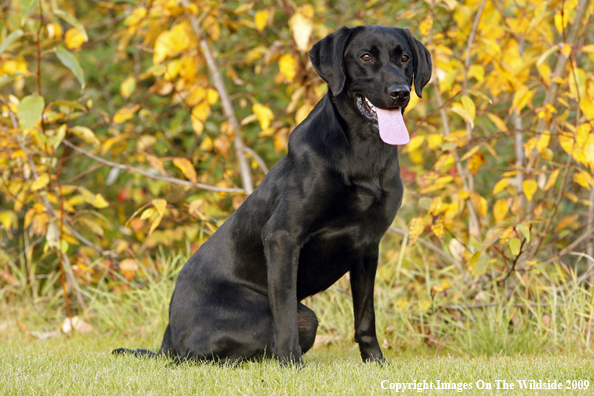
[1,0,594,354]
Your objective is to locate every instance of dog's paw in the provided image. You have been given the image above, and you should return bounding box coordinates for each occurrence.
[277,355,305,369]
[361,349,386,364]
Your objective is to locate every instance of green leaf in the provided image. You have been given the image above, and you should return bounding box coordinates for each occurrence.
[509,238,521,256]
[17,95,45,130]
[52,100,86,111]
[516,224,531,243]
[470,252,489,277]
[55,46,85,89]
[53,9,88,40]
[20,0,38,25]
[0,30,24,56]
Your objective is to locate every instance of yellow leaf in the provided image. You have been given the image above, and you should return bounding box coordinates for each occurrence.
[278,54,298,82]
[252,103,274,130]
[113,104,140,124]
[451,104,474,128]
[147,155,167,176]
[119,259,138,281]
[537,130,550,153]
[124,7,147,34]
[407,135,425,152]
[522,180,538,201]
[90,194,109,208]
[468,151,485,176]
[31,174,50,191]
[120,76,136,99]
[173,157,197,184]
[431,215,444,239]
[288,12,313,51]
[460,145,480,161]
[191,102,210,136]
[64,28,86,51]
[461,95,475,122]
[557,214,579,233]
[470,192,488,217]
[254,10,269,31]
[295,104,313,124]
[407,217,424,246]
[584,133,594,166]
[559,132,574,154]
[544,169,559,191]
[493,177,511,195]
[573,171,592,190]
[189,86,206,106]
[192,101,210,123]
[140,207,155,220]
[70,126,100,146]
[419,15,433,36]
[149,214,163,236]
[152,199,167,215]
[564,192,579,203]
[429,197,443,214]
[511,85,533,113]
[580,95,594,120]
[203,15,220,41]
[444,202,459,220]
[206,88,219,105]
[493,199,509,223]
[427,134,442,149]
[153,31,173,64]
[487,113,508,132]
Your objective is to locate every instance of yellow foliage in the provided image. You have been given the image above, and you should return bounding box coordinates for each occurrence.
[493,199,509,223]
[65,28,86,50]
[522,180,538,202]
[407,217,424,246]
[253,103,274,131]
[173,157,198,184]
[255,10,269,31]
[113,105,140,124]
[278,54,298,82]
[289,11,314,52]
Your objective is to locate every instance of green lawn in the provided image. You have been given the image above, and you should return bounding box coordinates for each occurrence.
[2,332,594,395]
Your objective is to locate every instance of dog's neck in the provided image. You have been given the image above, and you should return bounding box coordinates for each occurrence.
[327,92,400,184]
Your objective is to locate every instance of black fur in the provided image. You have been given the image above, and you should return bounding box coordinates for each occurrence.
[113,25,431,366]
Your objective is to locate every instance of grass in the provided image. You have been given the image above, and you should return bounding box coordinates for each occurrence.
[3,248,594,394]
[2,332,594,395]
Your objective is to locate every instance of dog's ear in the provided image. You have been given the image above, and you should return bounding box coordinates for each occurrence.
[403,29,432,98]
[308,26,353,96]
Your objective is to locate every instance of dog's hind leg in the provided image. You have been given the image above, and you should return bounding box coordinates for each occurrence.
[158,324,177,358]
[297,303,318,354]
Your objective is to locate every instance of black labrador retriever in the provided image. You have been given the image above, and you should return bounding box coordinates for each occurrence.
[114,25,431,366]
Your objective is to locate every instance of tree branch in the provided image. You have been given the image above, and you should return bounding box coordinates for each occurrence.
[179,0,254,194]
[62,140,244,193]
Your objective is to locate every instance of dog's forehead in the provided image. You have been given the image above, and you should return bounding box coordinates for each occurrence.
[347,26,411,53]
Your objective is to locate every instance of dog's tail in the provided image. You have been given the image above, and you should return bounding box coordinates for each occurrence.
[112,348,159,359]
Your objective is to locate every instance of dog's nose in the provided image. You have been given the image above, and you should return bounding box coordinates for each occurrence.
[388,84,410,102]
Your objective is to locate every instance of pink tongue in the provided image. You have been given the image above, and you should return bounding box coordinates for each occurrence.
[376,107,409,145]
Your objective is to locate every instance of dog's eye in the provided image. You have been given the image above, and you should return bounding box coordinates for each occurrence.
[401,55,410,63]
[361,54,372,62]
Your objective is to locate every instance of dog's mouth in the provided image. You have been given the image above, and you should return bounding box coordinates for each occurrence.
[356,94,380,122]
[356,94,409,145]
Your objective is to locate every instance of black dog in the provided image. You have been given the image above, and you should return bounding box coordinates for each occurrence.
[114,25,431,365]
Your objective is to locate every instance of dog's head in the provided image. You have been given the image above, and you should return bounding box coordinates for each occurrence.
[308,25,432,145]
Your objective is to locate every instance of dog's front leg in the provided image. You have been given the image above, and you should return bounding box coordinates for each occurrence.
[262,229,302,366]
[350,244,385,363]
